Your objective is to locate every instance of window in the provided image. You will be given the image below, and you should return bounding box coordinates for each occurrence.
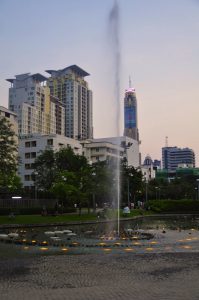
[47,139,53,146]
[25,153,31,159]
[31,141,37,147]
[24,175,30,181]
[31,152,36,158]
[25,142,31,147]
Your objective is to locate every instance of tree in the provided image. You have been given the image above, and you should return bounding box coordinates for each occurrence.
[34,149,57,191]
[0,117,20,191]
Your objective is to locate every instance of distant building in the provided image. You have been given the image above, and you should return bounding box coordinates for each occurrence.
[0,106,18,138]
[7,73,65,136]
[81,140,124,164]
[141,155,156,181]
[162,146,195,172]
[123,80,139,142]
[46,65,93,140]
[88,136,140,167]
[18,134,82,190]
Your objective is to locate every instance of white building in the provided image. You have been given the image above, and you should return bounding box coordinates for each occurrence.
[46,65,93,140]
[89,136,140,167]
[18,134,82,189]
[7,73,65,136]
[81,140,124,164]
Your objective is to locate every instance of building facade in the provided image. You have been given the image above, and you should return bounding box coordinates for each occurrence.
[81,140,124,164]
[18,134,82,189]
[162,146,195,172]
[46,65,93,140]
[7,73,65,136]
[123,81,139,142]
[89,136,140,167]
[0,106,18,138]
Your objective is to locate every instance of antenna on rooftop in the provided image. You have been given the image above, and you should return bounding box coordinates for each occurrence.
[165,136,168,147]
[129,76,132,88]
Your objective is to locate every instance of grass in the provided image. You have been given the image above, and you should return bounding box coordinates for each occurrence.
[0,209,153,226]
[0,213,98,225]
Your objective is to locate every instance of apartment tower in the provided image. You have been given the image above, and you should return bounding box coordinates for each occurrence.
[46,65,93,140]
[7,73,65,136]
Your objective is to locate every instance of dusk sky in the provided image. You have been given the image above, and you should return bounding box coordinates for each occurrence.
[0,0,199,165]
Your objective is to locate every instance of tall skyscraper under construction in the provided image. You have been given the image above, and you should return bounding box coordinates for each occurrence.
[123,79,139,142]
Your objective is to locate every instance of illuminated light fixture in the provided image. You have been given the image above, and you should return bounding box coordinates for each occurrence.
[114,242,121,246]
[61,248,68,252]
[22,239,27,242]
[42,241,48,245]
[40,247,48,251]
[181,245,192,249]
[72,242,79,246]
[103,248,111,252]
[11,196,22,199]
[149,241,158,244]
[31,240,37,244]
[133,242,141,245]
[185,238,192,241]
[124,248,134,252]
[98,243,106,246]
[145,247,154,251]
[24,246,29,250]
[191,228,195,231]
[132,236,138,239]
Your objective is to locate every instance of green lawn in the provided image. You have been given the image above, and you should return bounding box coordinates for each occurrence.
[0,209,152,226]
[0,213,98,225]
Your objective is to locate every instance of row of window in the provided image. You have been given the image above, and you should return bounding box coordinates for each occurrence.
[25,141,37,147]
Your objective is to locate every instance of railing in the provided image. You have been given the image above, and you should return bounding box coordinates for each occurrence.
[0,198,56,209]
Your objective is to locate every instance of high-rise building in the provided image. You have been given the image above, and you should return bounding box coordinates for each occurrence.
[0,106,18,138]
[46,65,93,140]
[7,73,65,136]
[162,146,195,172]
[123,79,139,142]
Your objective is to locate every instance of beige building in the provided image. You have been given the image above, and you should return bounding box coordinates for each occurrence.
[46,65,93,140]
[7,73,65,136]
[0,106,18,143]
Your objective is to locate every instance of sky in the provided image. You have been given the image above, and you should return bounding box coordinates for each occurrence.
[0,0,199,165]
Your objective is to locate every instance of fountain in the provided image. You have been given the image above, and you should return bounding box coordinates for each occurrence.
[108,0,121,236]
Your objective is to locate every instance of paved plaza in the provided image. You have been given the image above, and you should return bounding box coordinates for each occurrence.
[0,249,199,300]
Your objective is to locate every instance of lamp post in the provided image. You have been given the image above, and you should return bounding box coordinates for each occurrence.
[62,176,67,214]
[145,179,148,204]
[92,172,96,213]
[197,179,199,200]
[155,186,158,201]
[195,187,197,201]
[34,171,38,200]
[127,173,133,208]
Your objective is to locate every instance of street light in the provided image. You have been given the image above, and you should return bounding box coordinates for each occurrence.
[34,171,38,200]
[155,186,158,201]
[127,173,133,208]
[195,187,198,201]
[196,179,199,200]
[145,179,148,204]
[92,172,96,213]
